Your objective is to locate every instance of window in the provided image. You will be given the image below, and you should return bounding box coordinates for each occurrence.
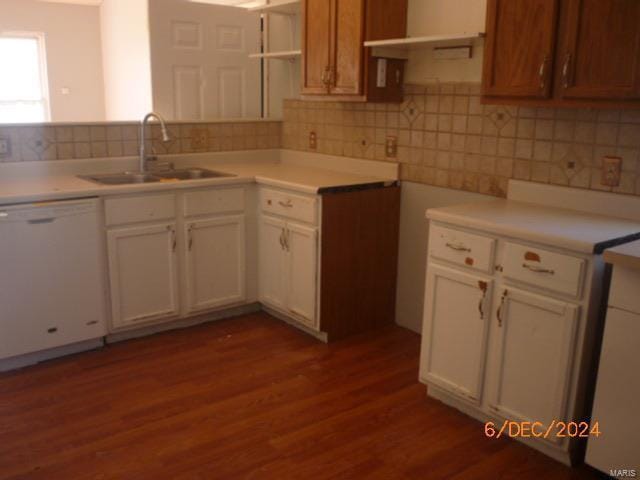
[0,33,50,123]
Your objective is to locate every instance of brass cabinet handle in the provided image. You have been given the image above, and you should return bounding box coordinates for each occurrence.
[188,225,194,251]
[497,289,508,327]
[279,228,286,250]
[445,242,471,253]
[284,228,290,252]
[478,291,486,320]
[522,263,555,275]
[278,199,294,208]
[169,226,177,252]
[539,54,549,91]
[562,53,572,89]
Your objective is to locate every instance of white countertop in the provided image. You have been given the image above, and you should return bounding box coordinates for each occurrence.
[604,240,640,270]
[427,199,640,254]
[0,153,397,206]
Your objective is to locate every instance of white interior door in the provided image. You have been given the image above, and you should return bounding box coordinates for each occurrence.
[149,0,261,120]
[420,265,493,404]
[107,223,180,329]
[258,215,287,311]
[489,286,578,443]
[286,222,318,326]
[185,215,246,312]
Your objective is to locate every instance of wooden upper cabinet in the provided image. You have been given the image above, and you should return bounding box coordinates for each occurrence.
[332,0,365,95]
[302,0,333,94]
[483,0,640,107]
[557,0,640,100]
[482,0,559,99]
[302,0,407,101]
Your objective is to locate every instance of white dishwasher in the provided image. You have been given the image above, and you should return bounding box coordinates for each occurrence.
[0,198,107,361]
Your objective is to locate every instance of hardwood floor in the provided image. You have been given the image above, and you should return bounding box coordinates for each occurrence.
[0,313,601,479]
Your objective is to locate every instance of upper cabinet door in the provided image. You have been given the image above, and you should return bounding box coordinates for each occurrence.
[482,0,559,98]
[330,0,365,95]
[558,0,640,100]
[302,0,333,94]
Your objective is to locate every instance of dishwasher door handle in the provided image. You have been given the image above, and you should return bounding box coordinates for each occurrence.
[28,218,56,225]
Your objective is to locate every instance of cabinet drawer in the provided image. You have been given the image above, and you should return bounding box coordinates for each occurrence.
[259,188,317,224]
[105,194,175,226]
[502,243,585,298]
[183,187,244,217]
[429,224,496,273]
[609,266,640,315]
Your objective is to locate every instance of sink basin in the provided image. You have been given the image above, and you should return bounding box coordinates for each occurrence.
[79,172,161,185]
[79,168,234,185]
[153,168,233,180]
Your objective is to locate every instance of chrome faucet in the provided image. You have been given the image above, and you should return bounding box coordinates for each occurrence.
[139,112,170,172]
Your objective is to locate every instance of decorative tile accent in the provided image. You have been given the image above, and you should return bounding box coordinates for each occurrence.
[282,83,640,198]
[0,121,282,163]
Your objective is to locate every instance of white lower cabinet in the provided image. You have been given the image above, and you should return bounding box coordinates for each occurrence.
[488,286,578,443]
[184,215,246,312]
[259,214,318,328]
[107,223,180,329]
[419,265,492,404]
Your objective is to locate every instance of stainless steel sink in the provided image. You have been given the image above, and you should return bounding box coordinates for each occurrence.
[153,168,233,180]
[79,172,161,185]
[79,168,234,185]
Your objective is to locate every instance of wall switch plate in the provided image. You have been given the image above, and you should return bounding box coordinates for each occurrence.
[385,136,397,158]
[309,131,317,150]
[601,155,622,187]
[0,138,9,157]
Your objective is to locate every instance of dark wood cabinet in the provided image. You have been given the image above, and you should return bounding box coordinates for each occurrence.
[482,0,559,99]
[302,0,407,102]
[557,0,640,101]
[483,0,640,107]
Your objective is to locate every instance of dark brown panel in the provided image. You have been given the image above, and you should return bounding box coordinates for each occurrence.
[364,0,408,41]
[320,186,400,340]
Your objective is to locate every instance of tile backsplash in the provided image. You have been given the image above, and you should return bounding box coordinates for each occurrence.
[282,83,640,197]
[0,121,282,163]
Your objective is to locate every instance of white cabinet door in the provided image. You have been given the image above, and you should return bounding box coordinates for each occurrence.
[286,222,318,326]
[259,215,287,310]
[420,265,493,405]
[489,286,578,443]
[107,223,180,329]
[185,215,246,312]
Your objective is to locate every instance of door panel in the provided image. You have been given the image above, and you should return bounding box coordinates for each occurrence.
[149,0,261,119]
[286,222,318,326]
[107,223,179,329]
[420,265,493,404]
[185,216,246,313]
[489,287,578,444]
[331,0,365,95]
[482,0,559,98]
[258,215,287,310]
[558,0,640,99]
[302,0,333,94]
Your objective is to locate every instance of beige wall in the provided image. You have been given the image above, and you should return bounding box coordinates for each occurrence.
[1,0,106,122]
[101,0,153,121]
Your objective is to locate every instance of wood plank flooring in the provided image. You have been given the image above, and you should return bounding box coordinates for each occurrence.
[0,313,601,479]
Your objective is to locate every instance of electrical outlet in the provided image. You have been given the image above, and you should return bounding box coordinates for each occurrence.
[190,128,208,150]
[309,131,317,150]
[601,155,622,187]
[0,138,9,157]
[385,136,397,158]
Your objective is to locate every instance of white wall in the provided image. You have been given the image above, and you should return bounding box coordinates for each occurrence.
[396,182,491,333]
[1,0,106,121]
[405,0,487,84]
[100,0,153,121]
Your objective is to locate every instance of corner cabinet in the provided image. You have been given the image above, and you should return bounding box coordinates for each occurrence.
[420,222,603,465]
[302,0,407,102]
[482,0,640,107]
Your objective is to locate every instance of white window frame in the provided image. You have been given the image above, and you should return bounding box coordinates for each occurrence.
[0,31,51,122]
